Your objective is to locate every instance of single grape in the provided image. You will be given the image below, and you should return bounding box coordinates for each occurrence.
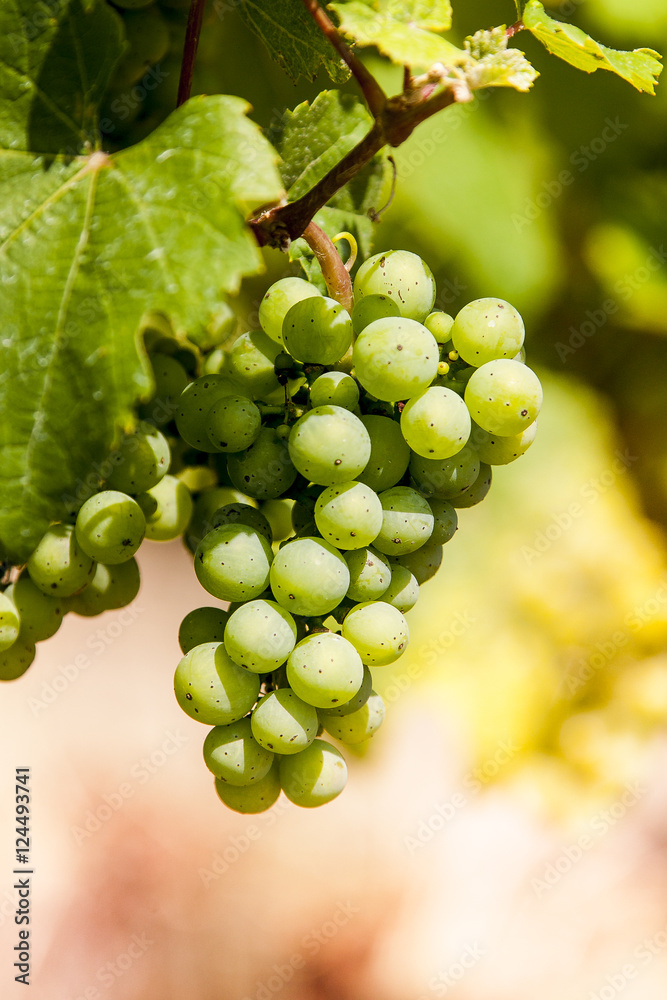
[345,547,391,602]
[400,386,471,459]
[210,503,272,542]
[353,250,436,323]
[283,296,353,364]
[451,464,492,508]
[214,761,281,813]
[224,599,297,673]
[429,498,458,545]
[353,317,439,402]
[260,499,293,543]
[174,642,260,726]
[351,293,400,334]
[106,423,170,494]
[259,277,321,346]
[279,739,347,808]
[0,638,36,681]
[373,486,434,556]
[206,395,261,453]
[381,563,419,613]
[134,491,158,520]
[465,359,543,436]
[0,593,20,652]
[341,601,408,666]
[425,311,455,344]
[144,352,189,426]
[4,578,65,642]
[269,537,349,616]
[288,406,370,486]
[358,414,410,493]
[227,427,297,500]
[227,330,281,399]
[286,632,364,709]
[399,540,443,584]
[176,374,246,452]
[321,692,385,745]
[251,689,318,754]
[70,559,141,616]
[314,481,383,550]
[27,523,96,597]
[318,666,373,718]
[409,444,480,499]
[203,718,274,785]
[143,474,193,541]
[195,524,273,603]
[310,371,359,411]
[184,486,255,552]
[469,420,537,465]
[75,491,145,564]
[451,298,525,366]
[178,607,229,654]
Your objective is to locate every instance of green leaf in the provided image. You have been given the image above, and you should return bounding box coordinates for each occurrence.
[329,0,465,69]
[0,2,284,564]
[522,1,663,94]
[464,27,537,93]
[269,91,390,286]
[237,0,350,84]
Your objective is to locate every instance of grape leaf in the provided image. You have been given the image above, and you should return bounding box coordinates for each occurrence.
[329,0,465,69]
[464,28,537,93]
[269,91,390,287]
[0,1,284,564]
[522,1,663,94]
[236,0,350,83]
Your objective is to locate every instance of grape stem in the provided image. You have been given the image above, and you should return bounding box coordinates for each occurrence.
[302,222,353,311]
[176,0,208,107]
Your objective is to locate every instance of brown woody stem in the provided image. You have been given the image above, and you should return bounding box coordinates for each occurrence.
[177,0,207,106]
[302,222,353,311]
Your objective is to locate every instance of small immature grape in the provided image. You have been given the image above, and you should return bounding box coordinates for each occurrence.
[286,632,364,709]
[258,277,321,346]
[106,423,170,494]
[425,311,455,344]
[214,761,281,814]
[195,524,273,603]
[75,491,145,564]
[465,359,542,436]
[310,371,359,411]
[203,718,274,785]
[0,593,20,652]
[314,481,383,550]
[353,250,436,323]
[288,406,371,486]
[28,523,96,597]
[206,395,261,452]
[451,298,525,366]
[400,385,471,460]
[70,559,141,616]
[178,606,229,654]
[353,317,439,402]
[174,642,260,726]
[373,486,434,556]
[279,739,347,807]
[251,689,318,755]
[143,475,193,541]
[283,296,353,364]
[341,601,409,666]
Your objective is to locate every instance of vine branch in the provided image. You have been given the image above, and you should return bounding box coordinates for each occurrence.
[302,222,353,311]
[177,0,207,107]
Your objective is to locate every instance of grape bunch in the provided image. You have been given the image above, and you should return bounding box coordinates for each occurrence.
[173,248,543,813]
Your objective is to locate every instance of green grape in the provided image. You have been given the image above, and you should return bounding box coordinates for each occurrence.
[194,525,273,603]
[206,395,261,453]
[321,691,385,745]
[451,298,525,366]
[351,293,400,334]
[28,523,96,597]
[279,739,347,808]
[143,474,193,541]
[184,486,254,552]
[269,537,349,616]
[210,503,272,542]
[469,420,537,465]
[214,761,281,814]
[176,374,245,452]
[202,348,227,376]
[409,444,480,499]
[288,406,370,486]
[4,578,65,642]
[465,359,543,436]
[251,689,318,754]
[310,371,359,411]
[144,352,188,426]
[224,599,297,673]
[260,499,293,543]
[75,491,145,564]
[0,593,20,651]
[0,638,36,681]
[341,601,409,666]
[178,606,229,654]
[318,665,372,718]
[451,463,492,508]
[314,481,383,550]
[286,632,364,709]
[106,423,170,494]
[353,250,436,323]
[203,718,274,785]
[358,415,410,493]
[353,317,439,402]
[283,296,353,364]
[134,490,158,520]
[345,547,391,602]
[425,311,455,344]
[399,540,443,584]
[258,277,322,346]
[227,331,281,400]
[373,486,434,556]
[381,563,419,613]
[70,559,141,616]
[291,501,317,537]
[438,365,476,397]
[228,427,297,500]
[174,642,260,726]
[429,498,458,545]
[400,386,471,459]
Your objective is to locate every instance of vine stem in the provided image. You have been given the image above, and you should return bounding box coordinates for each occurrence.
[177,0,207,107]
[302,222,353,311]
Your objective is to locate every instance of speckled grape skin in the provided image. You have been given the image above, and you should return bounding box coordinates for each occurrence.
[409,444,480,500]
[314,481,383,550]
[351,293,400,334]
[283,296,353,364]
[451,298,525,366]
[75,490,145,564]
[286,632,364,709]
[0,639,36,681]
[398,540,443,584]
[341,601,409,666]
[27,523,96,597]
[203,718,274,785]
[258,276,321,345]
[358,415,410,493]
[210,503,273,542]
[469,420,537,465]
[224,599,297,673]
[279,739,347,807]
[465,359,543,436]
[288,406,371,486]
[106,423,170,493]
[310,371,359,411]
[174,642,260,726]
[214,761,281,813]
[194,524,273,603]
[206,395,261,452]
[381,564,419,613]
[344,547,392,602]
[400,386,471,460]
[269,537,350,617]
[428,499,458,545]
[451,464,493,508]
[321,691,385,745]
[227,427,297,500]
[373,486,434,556]
[353,250,436,323]
[353,317,439,402]
[178,606,230,655]
[318,665,373,718]
[176,374,247,452]
[251,689,318,755]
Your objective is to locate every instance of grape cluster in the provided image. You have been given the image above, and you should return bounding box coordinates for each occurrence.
[174,249,543,813]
